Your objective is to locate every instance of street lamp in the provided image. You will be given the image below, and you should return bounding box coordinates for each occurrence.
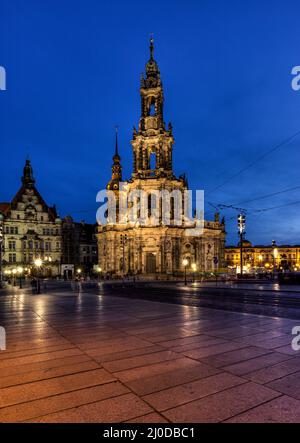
[191,263,197,283]
[237,213,246,277]
[120,235,127,277]
[6,270,11,282]
[17,266,23,289]
[34,258,43,294]
[96,266,102,282]
[272,240,278,279]
[12,268,17,286]
[258,254,263,275]
[273,248,278,273]
[182,258,188,286]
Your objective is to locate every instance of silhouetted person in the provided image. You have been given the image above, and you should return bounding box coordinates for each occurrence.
[31,278,37,294]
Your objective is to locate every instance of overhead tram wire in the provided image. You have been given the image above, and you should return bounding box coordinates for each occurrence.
[206,128,300,196]
[254,199,300,213]
[234,185,300,205]
[211,198,300,221]
[208,184,300,211]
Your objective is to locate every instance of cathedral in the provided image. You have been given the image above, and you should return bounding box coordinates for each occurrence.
[97,39,226,277]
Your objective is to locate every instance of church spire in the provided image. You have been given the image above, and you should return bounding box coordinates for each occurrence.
[21,158,35,187]
[107,127,122,191]
[145,35,160,80]
[149,35,154,60]
[114,125,119,158]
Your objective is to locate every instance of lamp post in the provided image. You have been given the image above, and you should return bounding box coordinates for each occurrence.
[237,213,246,277]
[17,266,23,289]
[12,268,17,286]
[191,263,197,283]
[0,213,3,288]
[272,240,278,280]
[182,258,188,285]
[258,254,263,276]
[44,256,52,279]
[97,266,102,282]
[34,258,43,294]
[120,235,127,278]
[6,270,11,283]
[76,268,82,279]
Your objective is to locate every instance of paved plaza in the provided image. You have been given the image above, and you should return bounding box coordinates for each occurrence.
[1,285,300,422]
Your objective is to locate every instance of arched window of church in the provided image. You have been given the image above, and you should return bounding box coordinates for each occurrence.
[149,103,155,116]
[170,197,175,221]
[148,193,158,219]
[150,152,156,170]
[147,97,156,116]
[148,194,152,217]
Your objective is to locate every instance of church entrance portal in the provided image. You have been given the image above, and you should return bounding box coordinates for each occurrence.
[146,253,156,274]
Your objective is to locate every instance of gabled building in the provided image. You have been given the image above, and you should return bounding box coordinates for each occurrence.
[0,159,62,277]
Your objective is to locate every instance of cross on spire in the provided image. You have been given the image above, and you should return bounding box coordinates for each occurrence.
[149,34,154,60]
[115,125,119,156]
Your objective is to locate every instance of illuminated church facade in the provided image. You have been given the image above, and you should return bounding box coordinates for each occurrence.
[97,40,226,277]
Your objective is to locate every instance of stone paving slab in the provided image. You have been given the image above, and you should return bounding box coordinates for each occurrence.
[0,354,93,378]
[198,346,270,368]
[0,368,115,409]
[0,288,300,422]
[102,350,181,372]
[267,371,300,399]
[120,362,221,396]
[125,412,168,423]
[30,393,153,423]
[225,395,300,423]
[223,352,292,376]
[162,382,280,422]
[143,372,246,411]
[0,382,130,422]
[245,358,300,384]
[0,360,100,389]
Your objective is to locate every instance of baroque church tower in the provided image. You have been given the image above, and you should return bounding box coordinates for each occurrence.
[132,38,174,179]
[98,39,225,276]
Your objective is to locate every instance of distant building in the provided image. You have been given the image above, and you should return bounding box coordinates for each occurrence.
[61,216,98,278]
[0,160,62,277]
[225,240,300,273]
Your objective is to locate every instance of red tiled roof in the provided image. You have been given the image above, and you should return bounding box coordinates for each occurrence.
[1,186,58,222]
[0,202,10,216]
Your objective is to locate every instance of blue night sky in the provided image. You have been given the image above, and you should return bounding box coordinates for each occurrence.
[1,0,300,245]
